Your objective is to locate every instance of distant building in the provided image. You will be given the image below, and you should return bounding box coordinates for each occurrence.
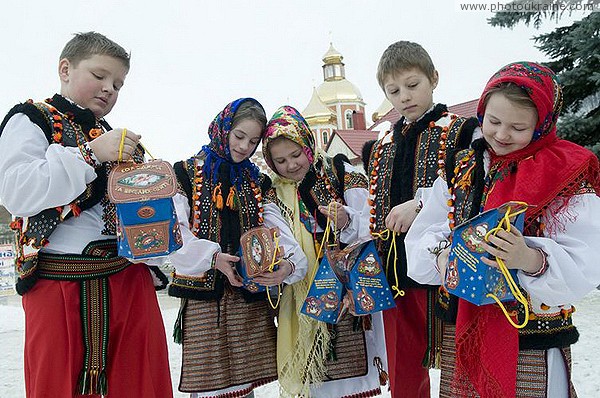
[0,206,13,245]
[302,43,366,149]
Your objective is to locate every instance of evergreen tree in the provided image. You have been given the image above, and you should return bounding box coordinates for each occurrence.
[490,1,600,156]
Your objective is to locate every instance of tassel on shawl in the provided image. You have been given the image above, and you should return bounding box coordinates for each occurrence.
[212,183,224,210]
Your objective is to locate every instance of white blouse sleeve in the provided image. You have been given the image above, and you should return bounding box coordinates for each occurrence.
[341,186,371,242]
[166,193,221,276]
[263,201,308,284]
[405,176,452,286]
[520,193,600,306]
[0,113,98,216]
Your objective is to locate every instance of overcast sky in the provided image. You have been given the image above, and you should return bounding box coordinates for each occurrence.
[0,0,581,162]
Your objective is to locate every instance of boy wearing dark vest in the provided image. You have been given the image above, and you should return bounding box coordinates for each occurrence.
[362,41,478,397]
[0,32,172,397]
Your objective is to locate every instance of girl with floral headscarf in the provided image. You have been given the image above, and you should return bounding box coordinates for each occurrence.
[406,62,600,397]
[262,105,388,398]
[166,98,308,398]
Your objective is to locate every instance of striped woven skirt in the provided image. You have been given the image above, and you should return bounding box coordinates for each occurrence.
[179,288,278,395]
[439,324,577,397]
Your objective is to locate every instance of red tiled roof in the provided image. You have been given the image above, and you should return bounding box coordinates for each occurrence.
[325,129,379,157]
[448,99,479,119]
[369,99,479,131]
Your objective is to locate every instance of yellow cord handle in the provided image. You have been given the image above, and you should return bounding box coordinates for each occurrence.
[484,202,530,329]
[118,128,127,162]
[118,127,155,162]
[267,285,281,310]
[371,229,405,298]
[265,230,282,309]
[308,202,338,283]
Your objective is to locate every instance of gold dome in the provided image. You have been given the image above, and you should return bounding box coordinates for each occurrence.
[372,98,394,122]
[303,88,336,124]
[322,43,343,65]
[316,80,364,105]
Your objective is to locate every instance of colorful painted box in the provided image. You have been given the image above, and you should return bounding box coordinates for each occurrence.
[302,239,395,324]
[445,201,527,306]
[236,226,282,293]
[108,160,183,259]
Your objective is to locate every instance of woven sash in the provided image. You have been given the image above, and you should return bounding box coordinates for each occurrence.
[37,240,130,395]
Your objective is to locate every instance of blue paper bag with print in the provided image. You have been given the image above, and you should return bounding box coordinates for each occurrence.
[445,201,527,306]
[302,238,395,324]
[108,160,183,259]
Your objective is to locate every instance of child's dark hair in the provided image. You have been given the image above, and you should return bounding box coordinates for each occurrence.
[376,41,436,89]
[232,101,267,130]
[60,32,130,69]
[482,82,537,115]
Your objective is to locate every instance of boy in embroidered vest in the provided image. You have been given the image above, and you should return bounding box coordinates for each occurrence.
[0,32,172,397]
[362,41,479,397]
[406,62,600,397]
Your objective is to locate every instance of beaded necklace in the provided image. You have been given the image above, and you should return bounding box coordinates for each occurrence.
[190,159,263,236]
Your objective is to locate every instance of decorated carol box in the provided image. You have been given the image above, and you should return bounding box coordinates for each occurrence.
[445,201,527,306]
[108,160,183,259]
[301,239,395,324]
[235,226,282,293]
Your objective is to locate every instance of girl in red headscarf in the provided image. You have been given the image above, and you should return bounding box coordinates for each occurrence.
[405,62,600,397]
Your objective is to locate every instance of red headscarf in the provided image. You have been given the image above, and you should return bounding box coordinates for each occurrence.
[454,62,600,397]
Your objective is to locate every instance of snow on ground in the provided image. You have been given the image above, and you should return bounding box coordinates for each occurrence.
[1,290,599,397]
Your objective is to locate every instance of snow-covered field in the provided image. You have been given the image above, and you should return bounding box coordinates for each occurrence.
[1,290,599,397]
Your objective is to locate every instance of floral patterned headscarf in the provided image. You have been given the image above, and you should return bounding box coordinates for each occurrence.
[201,98,264,184]
[262,105,316,175]
[476,61,562,142]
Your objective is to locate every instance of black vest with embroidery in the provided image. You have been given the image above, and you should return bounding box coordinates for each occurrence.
[439,142,580,350]
[169,154,273,302]
[0,95,127,294]
[299,154,367,231]
[365,104,477,290]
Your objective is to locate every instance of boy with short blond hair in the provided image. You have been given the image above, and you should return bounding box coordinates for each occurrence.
[363,40,479,397]
[0,32,172,397]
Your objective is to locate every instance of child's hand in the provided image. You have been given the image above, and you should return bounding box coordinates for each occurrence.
[385,199,420,233]
[479,224,543,273]
[252,259,293,286]
[319,201,349,230]
[214,253,243,287]
[88,128,142,162]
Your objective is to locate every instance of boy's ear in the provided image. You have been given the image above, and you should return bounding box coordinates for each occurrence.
[58,58,71,82]
[431,70,439,90]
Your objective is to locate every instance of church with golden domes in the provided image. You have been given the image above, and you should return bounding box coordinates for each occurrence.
[302,43,367,149]
[301,43,478,170]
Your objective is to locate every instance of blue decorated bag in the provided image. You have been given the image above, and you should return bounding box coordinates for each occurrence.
[108,160,182,259]
[446,201,527,306]
[302,238,396,324]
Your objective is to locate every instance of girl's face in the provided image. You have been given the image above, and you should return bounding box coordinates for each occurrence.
[482,93,537,156]
[268,137,311,181]
[228,119,262,163]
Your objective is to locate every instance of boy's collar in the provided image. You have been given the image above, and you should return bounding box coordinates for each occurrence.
[50,94,99,128]
[403,103,436,125]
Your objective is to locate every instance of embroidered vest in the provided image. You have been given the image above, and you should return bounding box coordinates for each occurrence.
[440,147,580,350]
[169,154,271,302]
[366,107,476,290]
[0,98,139,294]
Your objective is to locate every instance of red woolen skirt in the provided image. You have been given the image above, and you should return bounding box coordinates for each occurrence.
[22,263,172,398]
